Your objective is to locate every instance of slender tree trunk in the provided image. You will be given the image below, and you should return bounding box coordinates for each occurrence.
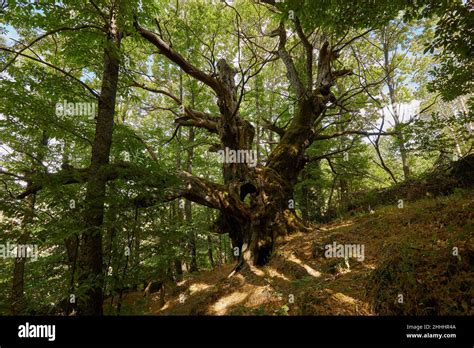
[223,236,228,264]
[326,174,337,217]
[217,235,223,266]
[132,207,141,286]
[255,76,262,163]
[207,236,215,269]
[382,33,410,180]
[116,209,137,314]
[77,9,121,315]
[339,177,349,212]
[11,131,48,314]
[104,221,117,308]
[398,135,411,179]
[61,144,79,314]
[185,113,197,272]
[440,101,463,157]
[205,209,215,269]
[10,192,36,315]
[174,199,184,279]
[171,200,183,280]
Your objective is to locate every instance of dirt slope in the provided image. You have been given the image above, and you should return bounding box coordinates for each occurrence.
[116,189,473,316]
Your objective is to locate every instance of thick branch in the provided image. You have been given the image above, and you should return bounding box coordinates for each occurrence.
[131,81,180,103]
[135,171,251,221]
[14,163,246,218]
[16,166,90,199]
[15,162,145,199]
[162,171,227,209]
[277,21,305,98]
[174,114,218,134]
[262,117,285,137]
[132,81,219,133]
[135,22,222,94]
[294,16,313,90]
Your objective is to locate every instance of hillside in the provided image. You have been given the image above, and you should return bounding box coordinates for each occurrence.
[113,189,473,316]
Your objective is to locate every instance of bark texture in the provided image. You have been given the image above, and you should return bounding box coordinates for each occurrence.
[77,7,122,315]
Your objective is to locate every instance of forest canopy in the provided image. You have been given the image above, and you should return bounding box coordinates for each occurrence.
[0,0,472,316]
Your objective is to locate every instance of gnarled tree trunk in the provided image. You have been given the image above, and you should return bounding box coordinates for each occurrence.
[135,16,348,272]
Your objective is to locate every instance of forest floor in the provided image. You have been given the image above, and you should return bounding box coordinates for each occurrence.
[116,189,473,315]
